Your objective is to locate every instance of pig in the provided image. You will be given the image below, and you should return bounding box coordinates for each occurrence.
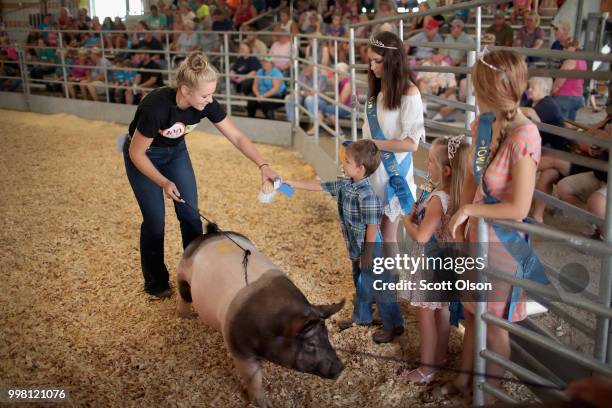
[176,223,345,407]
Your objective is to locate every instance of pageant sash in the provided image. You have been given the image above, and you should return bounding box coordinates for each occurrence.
[473,113,549,321]
[366,96,415,214]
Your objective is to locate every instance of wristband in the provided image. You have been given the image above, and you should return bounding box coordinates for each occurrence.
[258,163,269,170]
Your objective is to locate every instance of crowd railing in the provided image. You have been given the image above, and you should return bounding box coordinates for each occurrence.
[2,9,612,405]
[348,1,612,406]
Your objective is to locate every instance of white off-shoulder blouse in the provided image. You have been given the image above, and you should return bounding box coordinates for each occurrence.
[362,91,426,222]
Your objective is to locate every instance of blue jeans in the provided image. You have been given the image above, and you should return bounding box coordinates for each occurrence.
[284,94,303,124]
[305,96,351,121]
[123,138,202,294]
[352,258,404,331]
[553,95,584,121]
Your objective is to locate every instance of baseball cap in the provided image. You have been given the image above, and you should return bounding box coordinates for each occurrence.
[425,19,440,30]
[450,18,464,28]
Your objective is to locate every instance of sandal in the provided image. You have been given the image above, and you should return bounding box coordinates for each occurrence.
[399,367,437,385]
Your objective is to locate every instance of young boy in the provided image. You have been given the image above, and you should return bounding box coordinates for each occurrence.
[112,58,136,103]
[286,140,405,344]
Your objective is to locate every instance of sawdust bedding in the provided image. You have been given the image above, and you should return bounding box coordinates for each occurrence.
[0,109,530,407]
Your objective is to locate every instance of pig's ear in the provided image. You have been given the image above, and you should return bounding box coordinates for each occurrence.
[285,315,319,338]
[313,299,346,319]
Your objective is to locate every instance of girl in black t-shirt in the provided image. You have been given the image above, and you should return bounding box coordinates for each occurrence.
[123,52,279,298]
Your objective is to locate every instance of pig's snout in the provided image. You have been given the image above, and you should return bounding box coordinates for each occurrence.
[319,357,344,380]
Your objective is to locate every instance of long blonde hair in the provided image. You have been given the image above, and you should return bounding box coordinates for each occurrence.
[176,52,217,89]
[472,49,527,171]
[431,137,470,216]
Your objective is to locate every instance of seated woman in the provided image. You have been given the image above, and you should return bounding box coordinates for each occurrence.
[514,11,545,63]
[65,48,91,99]
[30,38,58,81]
[112,17,127,51]
[233,0,257,30]
[521,77,571,223]
[557,116,610,238]
[173,19,199,54]
[230,42,261,95]
[308,62,355,137]
[247,56,287,120]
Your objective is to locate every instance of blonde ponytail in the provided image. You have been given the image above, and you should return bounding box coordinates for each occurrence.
[176,52,218,89]
[472,50,527,176]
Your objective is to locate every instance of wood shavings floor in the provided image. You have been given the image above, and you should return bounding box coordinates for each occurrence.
[0,109,529,407]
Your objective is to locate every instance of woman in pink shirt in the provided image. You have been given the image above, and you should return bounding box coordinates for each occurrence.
[552,38,586,121]
[65,49,91,99]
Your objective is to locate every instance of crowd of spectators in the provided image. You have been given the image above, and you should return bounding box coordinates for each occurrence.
[0,0,608,235]
[0,0,600,124]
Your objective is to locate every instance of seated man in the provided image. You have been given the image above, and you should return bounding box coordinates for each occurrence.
[126,52,163,105]
[408,19,443,62]
[442,19,474,66]
[485,10,514,47]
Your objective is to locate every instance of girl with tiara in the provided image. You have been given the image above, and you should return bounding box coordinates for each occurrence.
[399,136,469,385]
[444,49,545,403]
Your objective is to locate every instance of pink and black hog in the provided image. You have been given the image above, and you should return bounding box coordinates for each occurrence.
[177,224,345,407]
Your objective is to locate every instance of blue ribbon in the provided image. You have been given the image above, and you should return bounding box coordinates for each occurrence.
[473,113,550,321]
[366,96,415,214]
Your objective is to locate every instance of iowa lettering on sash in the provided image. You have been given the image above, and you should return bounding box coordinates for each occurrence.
[475,146,488,173]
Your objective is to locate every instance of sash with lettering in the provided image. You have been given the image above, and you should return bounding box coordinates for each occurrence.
[474,112,549,321]
[366,95,415,214]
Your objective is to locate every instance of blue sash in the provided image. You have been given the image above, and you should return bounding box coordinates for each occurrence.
[474,113,549,321]
[366,96,415,214]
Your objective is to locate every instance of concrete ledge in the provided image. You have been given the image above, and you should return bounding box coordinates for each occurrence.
[0,91,29,111]
[293,126,341,180]
[0,92,292,146]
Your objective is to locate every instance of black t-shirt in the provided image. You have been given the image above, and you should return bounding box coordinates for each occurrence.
[232,56,261,75]
[138,60,164,88]
[138,37,163,59]
[212,19,233,31]
[128,87,227,147]
[532,96,570,150]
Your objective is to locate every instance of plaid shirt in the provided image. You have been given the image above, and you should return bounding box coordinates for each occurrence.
[321,177,383,260]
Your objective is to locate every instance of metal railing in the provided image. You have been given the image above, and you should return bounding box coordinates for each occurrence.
[2,5,612,404]
[4,28,295,119]
[346,0,612,406]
